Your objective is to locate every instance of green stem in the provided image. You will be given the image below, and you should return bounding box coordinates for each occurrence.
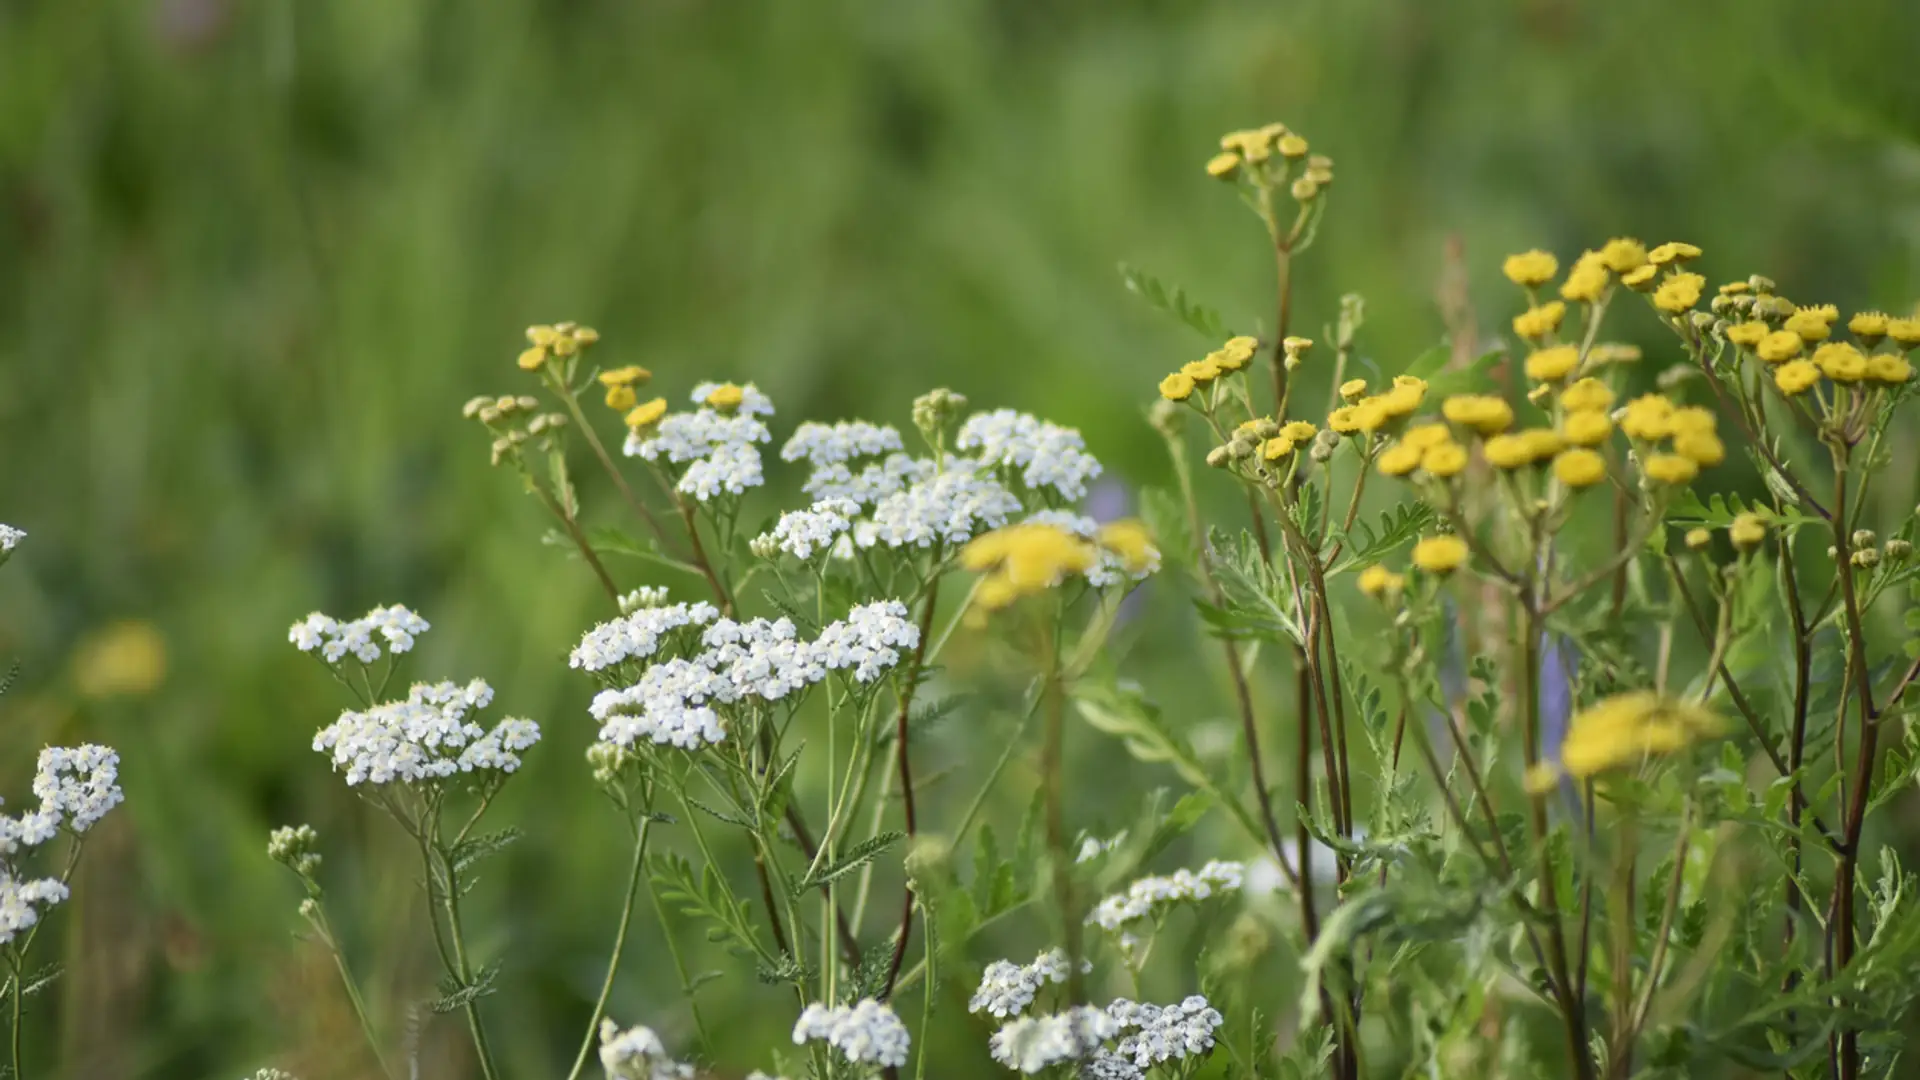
[310,901,395,1080]
[438,847,502,1080]
[564,810,658,1080]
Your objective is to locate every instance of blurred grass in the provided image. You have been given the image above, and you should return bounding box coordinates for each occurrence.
[4,0,1920,1075]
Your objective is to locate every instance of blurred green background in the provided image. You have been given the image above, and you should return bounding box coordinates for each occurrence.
[5,0,1920,1076]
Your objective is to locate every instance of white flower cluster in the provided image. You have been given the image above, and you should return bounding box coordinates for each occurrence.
[989,1006,1120,1074]
[625,385,775,502]
[312,680,541,786]
[970,948,1071,1018]
[858,463,1022,549]
[1104,997,1225,1070]
[957,409,1103,501]
[0,744,123,945]
[245,1069,297,1080]
[1081,1052,1144,1080]
[0,872,69,947]
[756,498,860,561]
[782,420,905,467]
[31,745,125,833]
[288,605,431,665]
[1024,511,1161,587]
[589,604,920,752]
[618,586,673,614]
[598,1019,695,1080]
[792,998,911,1068]
[812,601,920,682]
[570,601,720,673]
[1087,861,1245,932]
[802,452,934,506]
[0,524,23,552]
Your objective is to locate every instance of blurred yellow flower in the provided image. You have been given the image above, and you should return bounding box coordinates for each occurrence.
[1653,272,1706,314]
[1784,308,1834,343]
[1280,420,1318,442]
[1814,342,1868,383]
[1867,354,1914,384]
[1552,448,1607,488]
[1357,564,1405,598]
[1889,318,1920,348]
[962,524,1096,612]
[1339,378,1369,402]
[1560,254,1610,303]
[1673,431,1725,467]
[1848,311,1890,343]
[1643,453,1699,485]
[1095,520,1157,573]
[605,385,638,411]
[1376,442,1422,477]
[1525,346,1579,383]
[1729,512,1768,550]
[1561,409,1613,447]
[1421,442,1469,478]
[1328,405,1363,433]
[1773,360,1820,396]
[1598,238,1648,273]
[1757,331,1803,363]
[1441,394,1513,436]
[1725,321,1768,349]
[1181,358,1223,383]
[1277,133,1309,158]
[1411,535,1469,574]
[1159,373,1196,402]
[1621,394,1675,440]
[1560,378,1614,413]
[1620,264,1659,291]
[1513,302,1567,341]
[705,383,746,410]
[626,397,669,429]
[1401,424,1452,451]
[1206,152,1242,179]
[1502,250,1559,288]
[73,619,167,699]
[1648,241,1702,265]
[597,365,651,388]
[1526,692,1723,791]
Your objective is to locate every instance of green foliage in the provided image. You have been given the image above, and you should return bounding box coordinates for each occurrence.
[1119,263,1229,341]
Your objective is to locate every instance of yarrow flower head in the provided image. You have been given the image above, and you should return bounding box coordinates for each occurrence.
[1105,996,1226,1071]
[289,605,431,666]
[598,1019,695,1080]
[757,499,861,562]
[970,948,1072,1019]
[312,680,540,786]
[860,462,1022,550]
[781,420,905,468]
[989,1006,1121,1073]
[570,601,720,673]
[956,409,1104,501]
[791,999,910,1068]
[1088,861,1244,933]
[625,387,774,502]
[31,745,124,834]
[0,525,23,557]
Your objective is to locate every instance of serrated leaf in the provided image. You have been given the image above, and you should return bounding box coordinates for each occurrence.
[578,525,704,576]
[1328,502,1438,575]
[688,797,755,830]
[449,828,523,875]
[1118,262,1228,340]
[794,832,905,895]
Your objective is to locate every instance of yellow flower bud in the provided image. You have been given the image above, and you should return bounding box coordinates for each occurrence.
[1339,378,1369,402]
[625,397,668,429]
[1642,453,1699,485]
[1206,152,1242,179]
[1648,242,1702,265]
[1561,409,1613,447]
[1773,360,1820,396]
[1525,345,1579,383]
[1158,372,1196,402]
[517,346,549,371]
[1756,331,1803,364]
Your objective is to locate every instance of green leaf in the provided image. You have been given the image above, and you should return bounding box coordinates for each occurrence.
[793,832,905,895]
[1425,348,1507,398]
[579,525,705,576]
[1118,263,1228,341]
[449,828,523,875]
[1398,342,1453,382]
[1327,502,1438,576]
[1136,789,1214,867]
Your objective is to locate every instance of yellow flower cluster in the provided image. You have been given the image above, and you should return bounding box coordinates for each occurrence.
[1329,375,1427,435]
[625,396,669,430]
[962,520,1155,613]
[1206,123,1333,199]
[1524,345,1579,383]
[1482,428,1566,471]
[1376,423,1467,479]
[598,365,652,411]
[517,322,599,371]
[1513,301,1566,343]
[1439,394,1514,436]
[1617,394,1721,485]
[1260,420,1319,462]
[1357,564,1405,598]
[1525,692,1723,791]
[1159,336,1258,403]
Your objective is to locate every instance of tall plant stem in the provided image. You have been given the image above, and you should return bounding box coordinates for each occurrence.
[1039,619,1084,1003]
[1829,446,1878,1080]
[564,811,658,1080]
[882,579,942,999]
[438,848,503,1080]
[546,372,680,553]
